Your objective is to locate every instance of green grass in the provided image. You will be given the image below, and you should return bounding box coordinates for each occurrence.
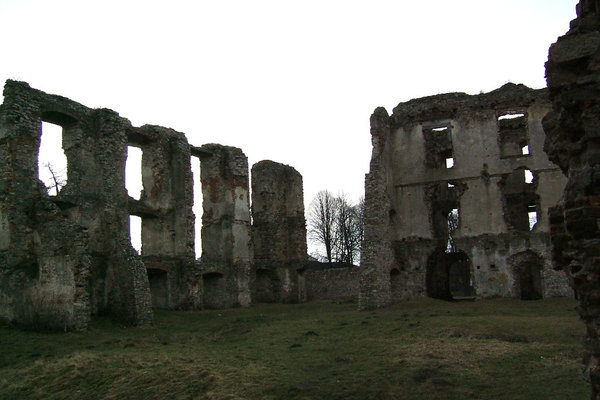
[0,298,588,399]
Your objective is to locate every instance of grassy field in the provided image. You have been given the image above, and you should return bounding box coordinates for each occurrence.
[0,298,588,399]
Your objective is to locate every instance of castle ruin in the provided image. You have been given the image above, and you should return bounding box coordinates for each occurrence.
[359,84,571,309]
[0,80,307,331]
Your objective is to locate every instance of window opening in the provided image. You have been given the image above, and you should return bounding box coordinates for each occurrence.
[527,204,538,231]
[130,215,142,254]
[524,169,534,184]
[39,121,68,196]
[498,112,525,120]
[446,208,459,253]
[447,182,455,188]
[423,122,454,169]
[498,111,529,158]
[191,156,203,258]
[125,146,143,200]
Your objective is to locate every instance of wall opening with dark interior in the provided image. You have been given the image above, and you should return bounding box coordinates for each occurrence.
[501,168,539,232]
[191,156,202,259]
[498,112,529,158]
[202,272,227,309]
[254,269,275,303]
[427,249,473,300]
[423,122,454,169]
[39,121,68,196]
[509,251,543,300]
[147,268,168,308]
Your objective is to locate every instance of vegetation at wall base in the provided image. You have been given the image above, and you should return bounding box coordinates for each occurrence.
[0,298,586,399]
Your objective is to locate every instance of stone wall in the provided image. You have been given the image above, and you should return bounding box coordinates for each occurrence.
[193,144,252,309]
[0,81,287,330]
[542,1,600,396]
[359,84,571,310]
[305,267,360,301]
[251,160,307,303]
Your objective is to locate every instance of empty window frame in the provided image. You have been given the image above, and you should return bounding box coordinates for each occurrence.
[130,215,142,254]
[125,146,143,200]
[39,121,68,196]
[446,208,460,253]
[191,156,203,259]
[423,122,454,169]
[497,111,529,158]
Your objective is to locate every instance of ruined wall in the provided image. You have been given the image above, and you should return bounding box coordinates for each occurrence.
[251,160,307,303]
[305,267,360,301]
[0,81,153,330]
[543,1,600,396]
[359,84,570,309]
[193,144,252,308]
[128,125,197,309]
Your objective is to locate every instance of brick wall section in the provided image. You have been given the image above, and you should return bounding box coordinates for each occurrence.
[542,1,600,396]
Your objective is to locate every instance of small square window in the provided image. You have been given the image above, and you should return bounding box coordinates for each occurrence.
[446,158,454,169]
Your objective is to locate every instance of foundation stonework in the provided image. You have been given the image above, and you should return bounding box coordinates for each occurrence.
[543,1,600,396]
[359,84,571,310]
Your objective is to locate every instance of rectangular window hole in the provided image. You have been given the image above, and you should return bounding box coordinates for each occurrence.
[126,146,143,200]
[191,156,203,259]
[498,112,526,120]
[130,215,142,254]
[524,169,534,184]
[432,126,448,132]
[446,158,455,169]
[521,145,530,155]
[527,204,538,231]
[39,121,68,196]
[448,182,455,188]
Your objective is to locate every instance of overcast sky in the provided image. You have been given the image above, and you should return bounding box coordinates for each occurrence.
[0,0,578,254]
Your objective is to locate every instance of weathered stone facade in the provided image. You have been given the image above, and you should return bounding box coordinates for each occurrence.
[359,84,571,310]
[194,144,252,309]
[0,81,308,330]
[251,161,307,303]
[543,1,600,396]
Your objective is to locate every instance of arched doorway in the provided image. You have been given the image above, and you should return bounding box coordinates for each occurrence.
[147,268,168,309]
[202,272,227,309]
[426,249,473,300]
[509,251,543,300]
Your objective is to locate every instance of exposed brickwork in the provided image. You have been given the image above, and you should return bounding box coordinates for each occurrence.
[543,1,600,396]
[305,267,360,301]
[251,160,307,303]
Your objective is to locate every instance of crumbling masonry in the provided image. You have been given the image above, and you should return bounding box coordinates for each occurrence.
[359,83,571,309]
[0,81,307,330]
[543,1,600,396]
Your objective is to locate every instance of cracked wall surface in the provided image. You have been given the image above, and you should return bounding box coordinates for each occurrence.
[359,83,571,310]
[543,1,600,396]
[251,160,307,303]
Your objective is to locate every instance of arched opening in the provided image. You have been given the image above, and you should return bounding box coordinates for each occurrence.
[253,269,275,303]
[508,251,544,300]
[202,272,227,309]
[390,268,402,302]
[147,268,168,308]
[426,249,473,300]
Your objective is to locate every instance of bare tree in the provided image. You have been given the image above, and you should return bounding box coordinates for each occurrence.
[42,162,66,195]
[308,190,337,264]
[308,191,365,266]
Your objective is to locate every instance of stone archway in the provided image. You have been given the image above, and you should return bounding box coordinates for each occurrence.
[509,251,543,300]
[426,249,473,300]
